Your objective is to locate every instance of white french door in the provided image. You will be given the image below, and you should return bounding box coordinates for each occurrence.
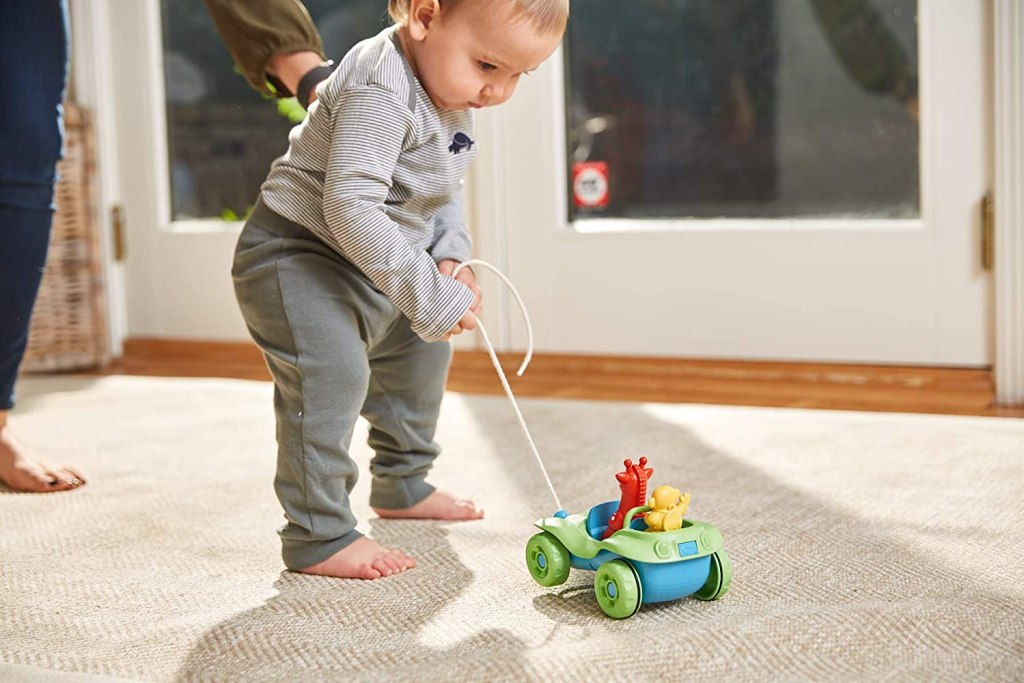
[92,0,993,366]
[470,0,991,365]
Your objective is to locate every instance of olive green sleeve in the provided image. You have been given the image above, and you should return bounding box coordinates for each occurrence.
[809,0,917,101]
[202,0,325,97]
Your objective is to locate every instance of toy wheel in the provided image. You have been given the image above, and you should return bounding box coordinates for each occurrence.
[694,550,732,601]
[594,560,642,619]
[525,532,570,587]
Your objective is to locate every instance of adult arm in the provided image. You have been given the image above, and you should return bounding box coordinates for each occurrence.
[202,0,327,100]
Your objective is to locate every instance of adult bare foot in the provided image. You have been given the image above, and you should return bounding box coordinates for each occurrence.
[372,490,484,521]
[0,418,85,493]
[298,537,417,580]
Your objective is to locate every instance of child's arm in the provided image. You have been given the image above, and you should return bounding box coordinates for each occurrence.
[431,187,481,319]
[323,87,476,343]
[429,184,472,266]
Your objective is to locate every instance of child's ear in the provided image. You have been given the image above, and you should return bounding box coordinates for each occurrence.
[408,0,442,41]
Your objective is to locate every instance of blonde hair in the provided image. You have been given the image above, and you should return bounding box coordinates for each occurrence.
[388,0,569,35]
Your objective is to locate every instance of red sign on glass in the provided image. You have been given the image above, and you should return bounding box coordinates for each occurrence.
[572,161,609,208]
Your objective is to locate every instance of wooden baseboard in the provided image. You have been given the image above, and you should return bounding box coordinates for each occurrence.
[110,338,270,381]
[99,338,1022,417]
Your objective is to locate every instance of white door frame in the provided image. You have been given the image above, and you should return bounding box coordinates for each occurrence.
[993,0,1024,405]
[69,0,126,357]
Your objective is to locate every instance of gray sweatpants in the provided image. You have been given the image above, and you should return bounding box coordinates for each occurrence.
[232,197,452,570]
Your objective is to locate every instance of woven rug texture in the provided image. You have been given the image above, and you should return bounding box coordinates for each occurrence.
[1,376,1023,682]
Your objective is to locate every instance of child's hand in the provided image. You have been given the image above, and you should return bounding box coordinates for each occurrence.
[438,259,482,340]
[444,309,478,341]
[437,259,482,314]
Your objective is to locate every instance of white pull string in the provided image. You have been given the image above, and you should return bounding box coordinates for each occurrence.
[452,259,563,513]
[453,259,533,376]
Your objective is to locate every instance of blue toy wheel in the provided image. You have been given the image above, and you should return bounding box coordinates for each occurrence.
[693,550,732,601]
[525,532,570,587]
[594,559,642,618]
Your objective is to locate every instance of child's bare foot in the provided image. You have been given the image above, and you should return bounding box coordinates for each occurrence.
[297,537,417,580]
[0,421,85,493]
[372,490,484,521]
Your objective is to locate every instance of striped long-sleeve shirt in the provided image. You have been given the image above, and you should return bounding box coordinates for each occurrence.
[260,26,477,343]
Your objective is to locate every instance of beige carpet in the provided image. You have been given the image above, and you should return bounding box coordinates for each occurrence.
[1,375,1023,682]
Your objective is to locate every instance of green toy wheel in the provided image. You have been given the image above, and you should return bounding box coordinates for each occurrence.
[525,532,571,587]
[694,550,732,601]
[594,559,642,619]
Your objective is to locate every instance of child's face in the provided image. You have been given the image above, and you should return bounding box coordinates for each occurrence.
[405,2,564,111]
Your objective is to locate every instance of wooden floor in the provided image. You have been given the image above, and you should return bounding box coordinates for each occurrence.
[92,338,1024,418]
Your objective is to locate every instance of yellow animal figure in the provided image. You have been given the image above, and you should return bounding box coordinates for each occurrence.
[644,485,691,532]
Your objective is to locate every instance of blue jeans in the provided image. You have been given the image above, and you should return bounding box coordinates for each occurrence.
[0,0,69,410]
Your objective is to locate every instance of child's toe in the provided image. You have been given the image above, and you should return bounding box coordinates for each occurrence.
[359,563,383,580]
[392,550,416,569]
[371,558,395,577]
[456,500,483,519]
[384,550,407,567]
[379,554,403,574]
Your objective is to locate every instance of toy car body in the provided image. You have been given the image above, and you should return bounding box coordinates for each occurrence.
[526,499,731,618]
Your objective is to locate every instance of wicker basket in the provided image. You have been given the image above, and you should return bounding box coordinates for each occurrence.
[21,103,109,372]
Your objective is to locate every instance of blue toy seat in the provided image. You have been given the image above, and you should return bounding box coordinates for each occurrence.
[586,500,647,539]
[586,500,617,539]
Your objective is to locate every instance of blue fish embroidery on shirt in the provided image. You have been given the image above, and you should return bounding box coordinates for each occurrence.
[448,132,475,154]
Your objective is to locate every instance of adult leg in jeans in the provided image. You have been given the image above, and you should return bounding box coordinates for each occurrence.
[0,0,85,492]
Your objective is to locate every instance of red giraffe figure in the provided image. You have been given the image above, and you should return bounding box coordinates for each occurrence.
[602,457,654,539]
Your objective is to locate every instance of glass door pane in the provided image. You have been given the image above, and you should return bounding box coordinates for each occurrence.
[566,0,919,220]
[160,0,389,221]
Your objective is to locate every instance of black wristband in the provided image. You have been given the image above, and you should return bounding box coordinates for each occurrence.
[297,61,334,110]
